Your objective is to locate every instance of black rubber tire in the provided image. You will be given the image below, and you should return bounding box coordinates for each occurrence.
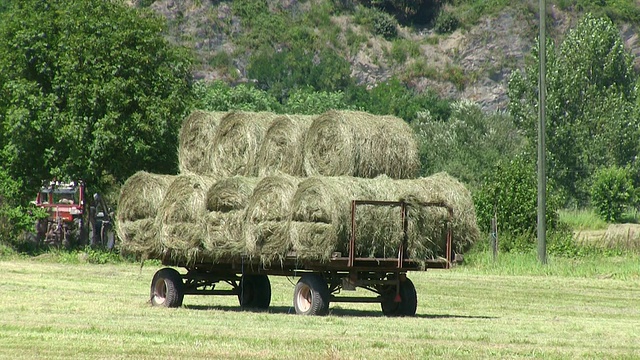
[72,218,86,246]
[150,268,184,308]
[381,278,417,317]
[238,274,271,309]
[293,274,330,316]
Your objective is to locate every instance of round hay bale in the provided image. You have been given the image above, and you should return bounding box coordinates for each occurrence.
[288,174,479,262]
[206,176,260,212]
[155,174,216,262]
[289,176,373,260]
[302,110,419,178]
[243,174,302,262]
[202,211,247,261]
[178,110,226,175]
[254,115,315,177]
[117,218,161,259]
[116,171,176,223]
[210,111,278,177]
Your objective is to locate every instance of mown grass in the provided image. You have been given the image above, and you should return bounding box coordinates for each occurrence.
[0,252,638,359]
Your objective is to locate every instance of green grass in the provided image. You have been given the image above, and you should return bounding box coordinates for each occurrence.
[559,208,609,230]
[0,253,639,359]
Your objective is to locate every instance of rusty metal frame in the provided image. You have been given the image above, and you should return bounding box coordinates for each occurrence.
[349,200,454,269]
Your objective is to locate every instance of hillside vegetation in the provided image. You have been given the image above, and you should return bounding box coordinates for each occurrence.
[1,0,640,254]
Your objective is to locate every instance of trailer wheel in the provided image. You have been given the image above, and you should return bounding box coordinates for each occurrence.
[150,268,184,308]
[381,278,417,317]
[238,275,271,309]
[294,274,329,316]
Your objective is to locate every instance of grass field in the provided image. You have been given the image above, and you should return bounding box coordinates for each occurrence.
[0,254,639,359]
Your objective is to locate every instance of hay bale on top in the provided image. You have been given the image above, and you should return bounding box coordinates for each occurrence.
[243,174,302,263]
[210,111,278,177]
[117,171,175,223]
[254,115,315,177]
[303,110,419,179]
[206,176,260,212]
[178,110,226,175]
[155,174,216,263]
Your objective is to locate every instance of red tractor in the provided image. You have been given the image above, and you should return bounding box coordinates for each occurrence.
[33,180,114,249]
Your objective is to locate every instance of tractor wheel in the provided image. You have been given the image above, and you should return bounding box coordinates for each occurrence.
[293,274,330,316]
[238,274,271,310]
[103,223,115,250]
[150,268,184,308]
[34,219,47,244]
[72,218,86,246]
[381,278,417,317]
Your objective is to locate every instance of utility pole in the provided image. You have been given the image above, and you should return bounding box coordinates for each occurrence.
[537,0,547,264]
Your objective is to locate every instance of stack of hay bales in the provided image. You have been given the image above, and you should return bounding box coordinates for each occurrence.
[117,109,480,266]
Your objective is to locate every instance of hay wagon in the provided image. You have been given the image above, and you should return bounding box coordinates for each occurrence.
[149,200,456,316]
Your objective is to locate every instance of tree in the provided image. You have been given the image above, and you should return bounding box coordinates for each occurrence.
[411,99,526,186]
[508,14,640,205]
[0,0,193,197]
[590,166,635,223]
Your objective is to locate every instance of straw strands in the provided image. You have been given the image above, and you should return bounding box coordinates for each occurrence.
[116,171,175,223]
[178,110,226,175]
[303,110,419,179]
[254,115,315,177]
[289,174,479,263]
[202,176,260,261]
[116,171,175,258]
[209,111,278,177]
[244,174,302,263]
[154,174,216,264]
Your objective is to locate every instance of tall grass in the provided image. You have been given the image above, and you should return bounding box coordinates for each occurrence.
[559,208,608,230]
[460,248,640,280]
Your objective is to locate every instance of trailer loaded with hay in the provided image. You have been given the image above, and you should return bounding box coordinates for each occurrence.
[118,110,479,316]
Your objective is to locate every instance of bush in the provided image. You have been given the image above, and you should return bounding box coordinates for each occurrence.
[373,10,398,39]
[590,166,635,222]
[193,81,280,112]
[473,152,562,236]
[354,6,397,39]
[434,11,460,34]
[0,170,46,249]
[283,88,353,114]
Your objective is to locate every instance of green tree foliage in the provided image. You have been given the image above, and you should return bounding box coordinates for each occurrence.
[283,88,354,114]
[358,0,441,24]
[508,14,639,205]
[193,81,280,112]
[412,99,526,186]
[473,153,562,238]
[590,166,635,223]
[354,78,451,123]
[0,169,45,246]
[248,47,353,100]
[0,0,193,196]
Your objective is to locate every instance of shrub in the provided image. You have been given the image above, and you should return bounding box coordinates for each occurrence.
[473,152,562,236]
[590,166,635,222]
[373,10,398,39]
[434,11,460,34]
